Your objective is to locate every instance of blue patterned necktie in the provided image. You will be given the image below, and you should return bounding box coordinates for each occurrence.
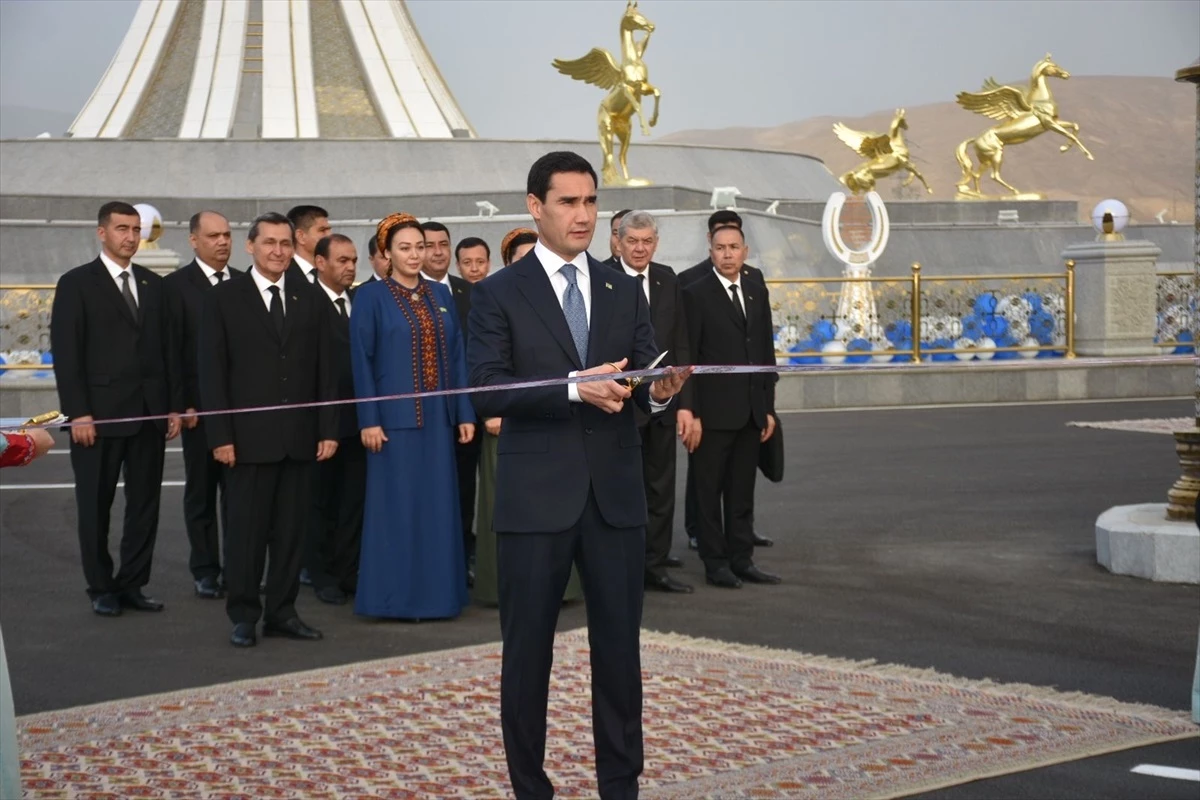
[559,263,588,366]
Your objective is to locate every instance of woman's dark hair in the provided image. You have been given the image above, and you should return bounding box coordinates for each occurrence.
[503,231,539,265]
[526,151,597,202]
[383,218,424,252]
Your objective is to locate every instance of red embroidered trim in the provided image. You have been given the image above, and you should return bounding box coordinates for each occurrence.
[382,278,449,428]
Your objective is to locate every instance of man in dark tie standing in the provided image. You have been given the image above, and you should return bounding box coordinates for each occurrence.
[604,208,631,266]
[163,210,242,599]
[286,205,332,285]
[610,210,695,594]
[306,233,365,605]
[199,212,339,648]
[468,152,690,800]
[51,201,182,616]
[683,225,781,589]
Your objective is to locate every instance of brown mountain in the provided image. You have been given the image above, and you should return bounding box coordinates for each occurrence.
[658,76,1193,223]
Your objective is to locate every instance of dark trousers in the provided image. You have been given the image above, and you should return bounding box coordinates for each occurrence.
[691,423,759,575]
[455,435,481,561]
[224,459,310,626]
[685,452,755,540]
[181,423,226,581]
[497,491,645,800]
[69,421,165,599]
[307,436,365,593]
[640,419,677,579]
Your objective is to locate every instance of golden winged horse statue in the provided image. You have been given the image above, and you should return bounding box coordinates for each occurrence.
[552,1,661,187]
[832,109,932,195]
[955,53,1094,199]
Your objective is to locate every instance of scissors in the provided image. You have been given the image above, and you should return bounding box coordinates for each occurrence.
[624,350,670,389]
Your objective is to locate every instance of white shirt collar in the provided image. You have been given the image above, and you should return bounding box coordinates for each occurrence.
[195,257,228,281]
[293,254,316,276]
[534,240,589,281]
[436,273,452,288]
[620,259,650,278]
[317,279,347,304]
[250,265,285,292]
[712,266,742,291]
[99,250,132,279]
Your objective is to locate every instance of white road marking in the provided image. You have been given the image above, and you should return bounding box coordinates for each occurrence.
[0,481,186,491]
[1131,765,1200,782]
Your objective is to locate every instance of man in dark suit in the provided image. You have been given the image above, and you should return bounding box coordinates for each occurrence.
[163,210,242,600]
[51,201,182,616]
[199,212,339,648]
[683,225,781,589]
[421,220,478,579]
[363,235,388,283]
[609,210,695,594]
[604,208,631,266]
[286,205,331,285]
[306,233,365,605]
[455,236,492,284]
[679,209,774,551]
[468,152,690,800]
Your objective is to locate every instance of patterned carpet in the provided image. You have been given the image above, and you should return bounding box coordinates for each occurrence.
[17,629,1198,799]
[1067,417,1194,435]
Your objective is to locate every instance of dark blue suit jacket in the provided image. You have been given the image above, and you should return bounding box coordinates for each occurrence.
[467,249,659,533]
[350,277,474,431]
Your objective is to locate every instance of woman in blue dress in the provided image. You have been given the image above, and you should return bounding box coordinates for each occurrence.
[350,212,475,619]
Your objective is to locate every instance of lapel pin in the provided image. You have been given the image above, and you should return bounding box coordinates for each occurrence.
[140,280,148,285]
[439,306,448,312]
[605,282,613,290]
[290,295,298,301]
[747,295,754,302]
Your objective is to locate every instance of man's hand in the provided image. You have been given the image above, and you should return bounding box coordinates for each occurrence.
[361,426,388,453]
[650,365,694,404]
[458,423,475,444]
[760,414,776,443]
[182,407,199,429]
[316,439,338,461]
[166,413,182,441]
[71,415,97,447]
[676,409,702,453]
[213,444,235,467]
[577,358,632,414]
[484,418,502,436]
[683,414,702,452]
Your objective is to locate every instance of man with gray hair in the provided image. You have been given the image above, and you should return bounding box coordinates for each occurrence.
[612,210,696,593]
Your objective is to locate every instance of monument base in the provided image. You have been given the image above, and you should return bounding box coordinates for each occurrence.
[955,188,1045,202]
[1096,503,1200,584]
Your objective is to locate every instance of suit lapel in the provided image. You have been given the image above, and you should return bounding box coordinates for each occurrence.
[90,259,139,329]
[586,257,615,369]
[239,273,280,343]
[513,254,582,369]
[707,272,746,331]
[740,268,755,331]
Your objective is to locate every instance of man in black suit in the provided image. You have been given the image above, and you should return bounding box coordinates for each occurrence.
[683,225,780,589]
[610,210,695,594]
[306,233,364,605]
[364,235,389,283]
[468,151,690,800]
[422,220,478,579]
[679,209,774,551]
[286,205,331,285]
[163,210,242,600]
[199,212,339,648]
[604,208,631,266]
[455,236,492,284]
[51,201,182,616]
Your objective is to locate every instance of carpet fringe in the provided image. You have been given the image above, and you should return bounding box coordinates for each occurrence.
[638,629,1197,724]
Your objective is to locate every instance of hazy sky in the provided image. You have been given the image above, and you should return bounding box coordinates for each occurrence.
[0,0,1196,138]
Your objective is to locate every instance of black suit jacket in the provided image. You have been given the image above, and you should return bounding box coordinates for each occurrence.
[467,250,658,533]
[683,268,776,431]
[50,258,179,436]
[311,282,358,439]
[678,258,766,288]
[163,260,244,411]
[604,261,693,423]
[199,269,339,463]
[447,274,472,335]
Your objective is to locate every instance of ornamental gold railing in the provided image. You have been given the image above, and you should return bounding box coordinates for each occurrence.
[767,261,1076,364]
[1155,270,1196,352]
[0,284,55,373]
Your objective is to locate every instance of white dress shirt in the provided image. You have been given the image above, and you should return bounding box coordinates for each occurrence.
[713,267,746,316]
[620,259,651,305]
[429,272,453,290]
[250,266,286,313]
[317,279,351,317]
[294,254,318,284]
[196,257,229,286]
[100,251,138,305]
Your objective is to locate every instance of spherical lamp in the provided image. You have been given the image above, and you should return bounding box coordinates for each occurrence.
[132,203,164,250]
[1091,199,1129,242]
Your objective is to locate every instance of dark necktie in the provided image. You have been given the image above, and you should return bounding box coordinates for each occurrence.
[637,273,647,306]
[335,297,347,319]
[213,271,225,286]
[308,270,317,284]
[729,284,746,326]
[119,271,138,317]
[267,285,284,335]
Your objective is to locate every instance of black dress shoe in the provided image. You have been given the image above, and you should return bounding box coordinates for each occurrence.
[752,533,774,547]
[645,574,694,593]
[466,568,475,589]
[91,593,122,617]
[194,576,225,599]
[263,617,323,641]
[687,536,699,551]
[231,622,257,648]
[119,590,164,611]
[705,568,743,589]
[735,565,782,584]
[315,586,347,605]
[299,568,313,586]
[664,556,684,568]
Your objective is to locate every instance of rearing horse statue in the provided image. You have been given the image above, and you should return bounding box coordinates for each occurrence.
[832,109,932,195]
[955,53,1094,199]
[553,1,661,187]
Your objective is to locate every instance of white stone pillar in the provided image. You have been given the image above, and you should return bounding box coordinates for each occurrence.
[1060,239,1161,357]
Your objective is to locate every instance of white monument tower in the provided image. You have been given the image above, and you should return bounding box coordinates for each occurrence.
[68,0,475,140]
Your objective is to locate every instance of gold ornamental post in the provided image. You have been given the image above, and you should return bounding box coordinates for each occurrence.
[1065,259,1076,359]
[910,263,922,362]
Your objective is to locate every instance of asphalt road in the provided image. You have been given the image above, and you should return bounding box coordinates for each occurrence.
[2,398,1198,799]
